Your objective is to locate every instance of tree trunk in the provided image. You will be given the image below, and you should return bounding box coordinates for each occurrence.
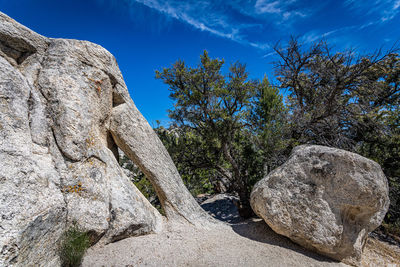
[221,142,254,218]
[235,179,255,218]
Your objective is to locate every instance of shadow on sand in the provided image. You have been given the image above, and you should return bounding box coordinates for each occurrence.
[231,218,340,264]
[201,198,243,224]
[200,194,340,264]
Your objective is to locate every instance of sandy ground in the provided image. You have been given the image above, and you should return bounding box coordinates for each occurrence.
[82,195,400,267]
[83,219,348,267]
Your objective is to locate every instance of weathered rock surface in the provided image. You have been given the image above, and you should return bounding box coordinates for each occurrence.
[250,145,389,264]
[251,146,389,263]
[0,12,211,266]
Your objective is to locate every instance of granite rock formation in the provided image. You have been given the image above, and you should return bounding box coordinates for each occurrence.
[0,12,211,266]
[250,145,389,264]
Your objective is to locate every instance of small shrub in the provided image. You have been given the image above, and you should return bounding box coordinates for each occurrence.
[382,221,400,237]
[59,224,90,267]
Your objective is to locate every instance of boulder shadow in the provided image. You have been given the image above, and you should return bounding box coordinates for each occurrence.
[201,198,243,224]
[230,218,341,264]
[199,194,340,264]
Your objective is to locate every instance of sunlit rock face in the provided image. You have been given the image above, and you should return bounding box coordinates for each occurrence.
[0,12,210,266]
[250,145,389,265]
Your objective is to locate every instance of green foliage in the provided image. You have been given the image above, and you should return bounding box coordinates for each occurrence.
[119,155,164,214]
[59,224,90,267]
[120,43,399,234]
[356,104,400,229]
[275,38,397,149]
[156,126,216,196]
[274,39,400,234]
[156,50,286,217]
[381,221,400,236]
[250,77,290,171]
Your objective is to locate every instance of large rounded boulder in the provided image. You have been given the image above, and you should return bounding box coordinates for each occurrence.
[250,145,389,264]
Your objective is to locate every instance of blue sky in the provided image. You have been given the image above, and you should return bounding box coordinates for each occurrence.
[1,0,399,125]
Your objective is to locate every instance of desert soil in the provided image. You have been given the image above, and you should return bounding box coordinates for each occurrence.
[82,195,400,267]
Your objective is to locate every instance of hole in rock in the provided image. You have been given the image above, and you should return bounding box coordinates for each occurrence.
[118,150,164,215]
[110,223,145,243]
[112,92,125,107]
[107,72,118,88]
[107,132,119,163]
[0,33,36,65]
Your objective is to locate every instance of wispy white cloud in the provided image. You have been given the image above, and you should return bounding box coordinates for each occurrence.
[381,0,400,21]
[344,0,400,22]
[97,0,399,53]
[255,0,282,14]
[299,24,361,45]
[262,18,388,58]
[252,0,308,23]
[262,50,277,58]
[261,28,342,58]
[130,0,271,49]
[125,0,317,50]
